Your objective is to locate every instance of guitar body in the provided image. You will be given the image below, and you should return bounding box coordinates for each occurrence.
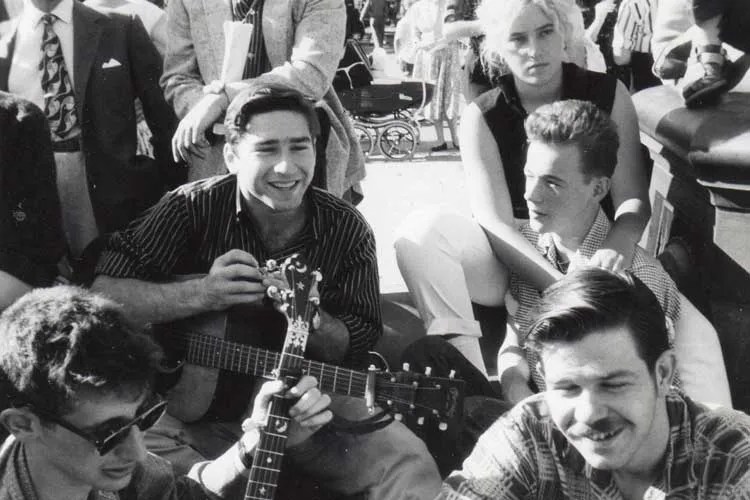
[158,302,288,423]
[162,311,228,422]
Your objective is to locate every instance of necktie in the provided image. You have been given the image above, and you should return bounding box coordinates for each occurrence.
[231,0,268,79]
[39,13,80,142]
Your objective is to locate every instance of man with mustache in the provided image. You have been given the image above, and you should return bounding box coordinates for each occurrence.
[438,268,750,499]
[0,286,333,500]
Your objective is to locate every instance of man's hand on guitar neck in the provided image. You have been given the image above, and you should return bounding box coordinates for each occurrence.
[242,375,333,451]
[193,376,332,495]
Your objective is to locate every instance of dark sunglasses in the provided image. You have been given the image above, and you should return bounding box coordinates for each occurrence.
[36,400,167,456]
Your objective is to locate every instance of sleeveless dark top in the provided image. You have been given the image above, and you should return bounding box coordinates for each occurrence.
[474,63,617,219]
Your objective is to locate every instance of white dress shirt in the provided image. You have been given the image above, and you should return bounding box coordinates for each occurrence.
[8,0,75,110]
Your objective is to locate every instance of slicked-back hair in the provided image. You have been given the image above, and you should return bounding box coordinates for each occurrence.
[525,99,619,180]
[526,268,670,372]
[0,286,164,417]
[224,86,321,149]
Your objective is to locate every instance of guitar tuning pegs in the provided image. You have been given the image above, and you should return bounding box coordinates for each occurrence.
[449,369,456,379]
[417,416,425,426]
[394,413,403,421]
[402,362,410,371]
[439,422,448,431]
[424,366,432,376]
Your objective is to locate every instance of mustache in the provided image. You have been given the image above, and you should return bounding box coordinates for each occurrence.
[568,419,622,438]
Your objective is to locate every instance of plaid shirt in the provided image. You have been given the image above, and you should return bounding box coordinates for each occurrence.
[438,390,750,499]
[507,210,681,391]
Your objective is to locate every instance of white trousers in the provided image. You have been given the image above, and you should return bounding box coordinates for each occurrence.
[394,208,510,374]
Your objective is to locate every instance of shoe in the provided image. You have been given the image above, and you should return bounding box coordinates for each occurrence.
[653,39,692,81]
[431,142,448,152]
[682,45,728,108]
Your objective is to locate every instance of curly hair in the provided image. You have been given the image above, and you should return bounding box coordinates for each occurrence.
[0,286,164,417]
[524,99,619,179]
[476,0,587,85]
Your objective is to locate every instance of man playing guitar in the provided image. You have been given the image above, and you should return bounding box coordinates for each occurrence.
[92,84,442,499]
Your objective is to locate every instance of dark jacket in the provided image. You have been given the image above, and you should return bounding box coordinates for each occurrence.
[0,91,64,286]
[0,2,180,234]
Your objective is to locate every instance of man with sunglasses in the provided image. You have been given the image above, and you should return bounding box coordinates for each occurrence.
[0,286,333,499]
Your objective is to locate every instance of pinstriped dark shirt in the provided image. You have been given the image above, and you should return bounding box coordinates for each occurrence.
[95,175,382,365]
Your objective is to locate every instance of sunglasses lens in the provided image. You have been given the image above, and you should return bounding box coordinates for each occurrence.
[137,401,167,431]
[97,401,167,455]
[98,427,131,455]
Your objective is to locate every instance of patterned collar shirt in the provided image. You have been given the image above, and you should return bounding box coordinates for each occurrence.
[8,0,75,109]
[506,209,681,391]
[437,390,750,499]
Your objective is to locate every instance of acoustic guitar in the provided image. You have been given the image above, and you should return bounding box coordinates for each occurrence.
[156,256,465,499]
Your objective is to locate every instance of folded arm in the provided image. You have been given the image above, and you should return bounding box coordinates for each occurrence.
[459,102,562,291]
[593,81,650,270]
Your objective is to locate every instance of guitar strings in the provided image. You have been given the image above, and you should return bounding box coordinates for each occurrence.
[161,330,451,417]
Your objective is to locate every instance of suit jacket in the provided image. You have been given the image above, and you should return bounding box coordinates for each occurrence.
[160,0,365,197]
[0,91,64,286]
[0,2,179,234]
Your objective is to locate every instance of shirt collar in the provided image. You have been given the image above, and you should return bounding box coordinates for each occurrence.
[536,209,611,264]
[24,0,74,28]
[233,181,321,242]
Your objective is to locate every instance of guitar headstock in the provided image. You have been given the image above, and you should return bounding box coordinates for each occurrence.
[372,370,465,432]
[263,254,322,357]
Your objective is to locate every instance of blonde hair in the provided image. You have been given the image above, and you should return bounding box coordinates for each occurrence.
[476,0,587,84]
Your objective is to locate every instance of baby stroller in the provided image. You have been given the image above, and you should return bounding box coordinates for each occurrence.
[334,40,434,160]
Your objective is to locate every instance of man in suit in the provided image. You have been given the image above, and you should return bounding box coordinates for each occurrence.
[161,0,365,201]
[0,0,178,275]
[0,91,64,311]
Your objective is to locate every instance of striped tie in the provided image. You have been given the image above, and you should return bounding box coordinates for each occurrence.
[39,13,80,142]
[231,0,268,79]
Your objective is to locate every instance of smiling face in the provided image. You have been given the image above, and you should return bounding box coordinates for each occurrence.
[541,326,672,473]
[225,109,316,216]
[524,141,605,238]
[500,3,565,86]
[37,391,149,493]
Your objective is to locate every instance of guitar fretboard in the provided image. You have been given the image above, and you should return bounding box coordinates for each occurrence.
[170,331,370,400]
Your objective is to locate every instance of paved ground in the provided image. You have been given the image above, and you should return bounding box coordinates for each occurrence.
[346,36,509,374]
[354,29,470,293]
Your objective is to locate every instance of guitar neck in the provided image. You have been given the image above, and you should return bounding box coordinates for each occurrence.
[174,332,368,399]
[244,394,293,500]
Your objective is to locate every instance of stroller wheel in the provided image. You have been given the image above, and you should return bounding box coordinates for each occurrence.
[379,122,417,160]
[353,124,374,157]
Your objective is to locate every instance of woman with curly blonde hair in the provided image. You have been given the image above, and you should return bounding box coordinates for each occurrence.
[394,0,649,376]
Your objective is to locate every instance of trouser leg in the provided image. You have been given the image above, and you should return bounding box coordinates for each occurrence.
[394,208,509,375]
[289,395,442,500]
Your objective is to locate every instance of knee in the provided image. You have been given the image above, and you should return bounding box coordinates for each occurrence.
[394,208,464,266]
